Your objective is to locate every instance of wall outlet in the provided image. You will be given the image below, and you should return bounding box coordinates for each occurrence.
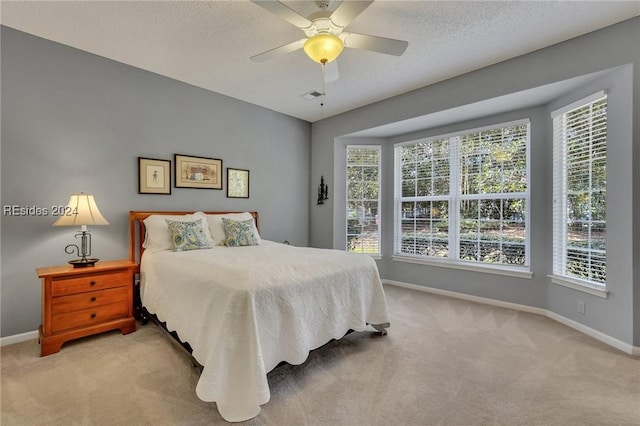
[577,300,586,314]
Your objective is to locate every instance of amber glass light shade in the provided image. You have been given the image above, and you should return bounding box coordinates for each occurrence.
[303,33,344,64]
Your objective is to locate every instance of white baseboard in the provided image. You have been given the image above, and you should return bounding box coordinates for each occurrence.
[3,282,639,357]
[0,330,38,347]
[383,279,640,356]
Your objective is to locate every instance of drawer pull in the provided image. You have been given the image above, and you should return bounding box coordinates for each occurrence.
[89,281,97,286]
[90,297,97,302]
[90,313,97,319]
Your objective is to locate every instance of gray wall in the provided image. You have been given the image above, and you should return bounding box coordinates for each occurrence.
[1,27,311,337]
[310,17,639,346]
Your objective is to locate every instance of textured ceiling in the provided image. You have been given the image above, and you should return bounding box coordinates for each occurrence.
[2,1,639,123]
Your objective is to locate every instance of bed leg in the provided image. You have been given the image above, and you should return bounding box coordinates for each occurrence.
[372,323,390,336]
[138,306,150,325]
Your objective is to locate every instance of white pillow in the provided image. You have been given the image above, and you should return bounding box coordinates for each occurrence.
[143,212,214,251]
[205,212,261,245]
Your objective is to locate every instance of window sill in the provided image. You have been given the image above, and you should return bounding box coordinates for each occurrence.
[549,275,608,298]
[391,255,533,279]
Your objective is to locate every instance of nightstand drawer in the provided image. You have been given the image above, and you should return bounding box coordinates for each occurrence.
[51,270,129,296]
[51,303,129,333]
[51,287,129,314]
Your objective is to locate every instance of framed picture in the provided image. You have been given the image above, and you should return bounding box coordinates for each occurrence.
[227,168,250,198]
[138,157,171,194]
[175,154,223,190]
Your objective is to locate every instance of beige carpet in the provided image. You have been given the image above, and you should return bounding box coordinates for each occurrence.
[2,285,639,425]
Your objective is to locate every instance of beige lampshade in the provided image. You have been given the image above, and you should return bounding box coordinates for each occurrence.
[53,193,109,226]
[303,33,344,64]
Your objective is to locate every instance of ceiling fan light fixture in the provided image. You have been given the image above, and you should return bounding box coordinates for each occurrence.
[303,33,344,64]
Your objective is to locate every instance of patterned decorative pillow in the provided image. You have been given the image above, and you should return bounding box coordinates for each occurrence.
[143,212,214,251]
[206,212,261,245]
[222,218,259,247]
[165,218,213,252]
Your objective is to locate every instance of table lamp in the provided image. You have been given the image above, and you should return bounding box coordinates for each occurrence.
[53,193,109,268]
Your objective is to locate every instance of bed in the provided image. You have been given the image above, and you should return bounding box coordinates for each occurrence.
[129,210,390,422]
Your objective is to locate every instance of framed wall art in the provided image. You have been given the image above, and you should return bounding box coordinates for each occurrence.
[138,157,171,194]
[227,168,250,198]
[175,154,223,190]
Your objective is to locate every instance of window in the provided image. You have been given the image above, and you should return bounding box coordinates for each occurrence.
[396,137,451,258]
[346,145,381,255]
[394,120,529,269]
[552,92,607,289]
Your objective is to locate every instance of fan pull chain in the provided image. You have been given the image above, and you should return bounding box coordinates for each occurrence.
[320,60,326,119]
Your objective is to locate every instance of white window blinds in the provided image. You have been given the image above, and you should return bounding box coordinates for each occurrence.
[552,92,607,287]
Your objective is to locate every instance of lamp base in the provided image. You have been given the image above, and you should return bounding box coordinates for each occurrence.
[68,258,99,268]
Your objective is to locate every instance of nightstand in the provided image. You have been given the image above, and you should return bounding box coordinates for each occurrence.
[36,259,136,356]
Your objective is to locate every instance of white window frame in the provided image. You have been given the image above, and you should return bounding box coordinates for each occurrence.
[346,145,381,257]
[550,91,608,297]
[393,119,531,277]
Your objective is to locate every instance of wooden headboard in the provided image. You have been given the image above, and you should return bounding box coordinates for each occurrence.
[129,211,260,266]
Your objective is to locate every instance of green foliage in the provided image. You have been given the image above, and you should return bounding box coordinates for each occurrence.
[561,98,607,283]
[397,123,530,267]
[459,125,528,195]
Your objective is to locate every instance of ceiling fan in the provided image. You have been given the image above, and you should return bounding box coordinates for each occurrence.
[250,0,408,82]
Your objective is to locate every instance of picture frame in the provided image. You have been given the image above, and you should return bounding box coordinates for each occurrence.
[138,157,171,195]
[227,168,250,198]
[175,154,223,190]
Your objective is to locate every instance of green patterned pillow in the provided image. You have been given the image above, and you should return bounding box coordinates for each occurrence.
[165,219,213,252]
[222,218,259,247]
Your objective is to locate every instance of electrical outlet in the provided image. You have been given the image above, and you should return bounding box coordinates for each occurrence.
[577,300,586,314]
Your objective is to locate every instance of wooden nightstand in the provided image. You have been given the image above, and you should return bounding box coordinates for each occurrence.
[36,259,137,356]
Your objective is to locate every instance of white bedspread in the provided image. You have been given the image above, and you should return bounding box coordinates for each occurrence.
[140,241,389,422]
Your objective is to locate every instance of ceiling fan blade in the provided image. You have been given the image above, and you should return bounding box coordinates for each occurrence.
[342,32,408,56]
[330,1,374,28]
[250,38,307,63]
[251,0,312,29]
[324,60,339,83]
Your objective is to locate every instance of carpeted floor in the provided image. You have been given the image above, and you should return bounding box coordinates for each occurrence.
[2,285,639,425]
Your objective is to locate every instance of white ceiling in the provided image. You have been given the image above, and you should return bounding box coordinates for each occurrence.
[2,1,639,123]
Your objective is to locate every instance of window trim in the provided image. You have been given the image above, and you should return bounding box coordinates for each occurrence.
[393,118,531,272]
[549,274,608,298]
